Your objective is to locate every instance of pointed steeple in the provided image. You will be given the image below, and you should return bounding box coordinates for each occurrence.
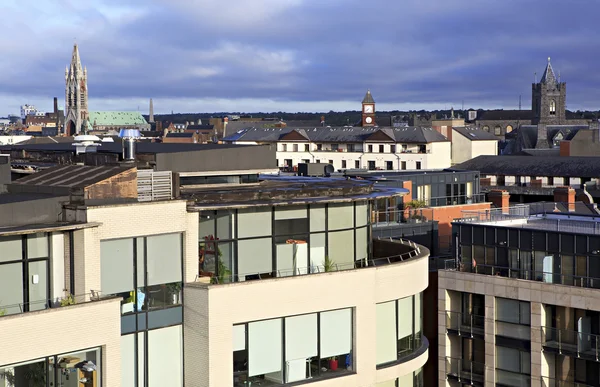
[540,57,557,85]
[362,89,375,104]
[68,44,83,76]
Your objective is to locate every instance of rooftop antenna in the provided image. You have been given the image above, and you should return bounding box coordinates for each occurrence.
[534,72,537,83]
[558,70,561,83]
[519,95,522,110]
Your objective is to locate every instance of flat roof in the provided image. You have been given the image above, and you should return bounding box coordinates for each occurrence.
[0,222,100,236]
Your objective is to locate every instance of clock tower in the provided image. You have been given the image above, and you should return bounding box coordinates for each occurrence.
[361,89,376,126]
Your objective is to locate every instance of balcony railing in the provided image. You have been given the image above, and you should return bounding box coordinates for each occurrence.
[451,262,600,290]
[445,356,485,384]
[445,310,485,336]
[198,238,425,284]
[496,369,531,387]
[542,327,600,361]
[0,292,109,318]
[542,376,597,387]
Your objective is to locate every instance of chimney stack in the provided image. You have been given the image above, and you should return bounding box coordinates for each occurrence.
[554,186,575,212]
[149,98,154,123]
[488,190,510,214]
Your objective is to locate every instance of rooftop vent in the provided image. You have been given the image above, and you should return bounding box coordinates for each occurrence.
[119,129,141,161]
[72,135,101,154]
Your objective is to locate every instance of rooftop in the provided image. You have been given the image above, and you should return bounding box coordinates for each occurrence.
[184,175,409,210]
[89,111,148,126]
[224,126,449,144]
[453,126,499,141]
[455,203,600,236]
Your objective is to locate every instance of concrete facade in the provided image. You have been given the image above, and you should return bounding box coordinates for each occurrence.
[0,298,122,387]
[451,131,498,165]
[184,246,430,387]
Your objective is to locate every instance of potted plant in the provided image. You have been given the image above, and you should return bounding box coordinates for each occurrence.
[60,293,76,307]
[0,308,6,317]
[328,356,338,371]
[166,282,182,304]
[323,255,336,272]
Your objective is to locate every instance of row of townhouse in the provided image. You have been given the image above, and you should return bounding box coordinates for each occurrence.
[223,126,498,171]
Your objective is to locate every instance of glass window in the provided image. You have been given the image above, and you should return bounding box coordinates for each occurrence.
[238,208,272,238]
[27,233,48,258]
[310,233,325,273]
[356,227,368,261]
[0,235,22,262]
[100,238,134,295]
[377,301,397,365]
[57,347,101,387]
[238,238,272,279]
[319,308,352,359]
[248,318,283,379]
[496,297,531,325]
[285,314,318,383]
[309,205,325,232]
[146,233,182,286]
[355,202,368,227]
[215,211,235,240]
[28,260,48,311]
[0,263,23,315]
[148,325,183,386]
[275,205,307,221]
[398,296,414,357]
[199,213,216,237]
[328,203,354,230]
[328,230,355,270]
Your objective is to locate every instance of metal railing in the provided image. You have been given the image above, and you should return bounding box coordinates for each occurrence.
[445,356,485,382]
[452,263,600,290]
[445,310,486,335]
[0,292,106,318]
[495,369,531,387]
[541,377,597,387]
[200,238,424,284]
[541,327,600,361]
[372,209,431,227]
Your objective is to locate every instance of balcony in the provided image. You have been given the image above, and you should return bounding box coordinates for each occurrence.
[542,377,597,387]
[0,292,114,318]
[542,327,600,361]
[445,311,485,338]
[445,357,485,386]
[195,238,428,285]
[496,369,531,387]
[453,263,600,291]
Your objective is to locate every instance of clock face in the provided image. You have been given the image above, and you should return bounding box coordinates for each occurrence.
[363,105,374,113]
[365,117,373,124]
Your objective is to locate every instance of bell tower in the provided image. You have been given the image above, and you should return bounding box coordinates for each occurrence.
[532,57,566,125]
[65,44,89,135]
[361,89,376,126]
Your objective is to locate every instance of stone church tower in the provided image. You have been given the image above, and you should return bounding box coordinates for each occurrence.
[65,44,89,136]
[532,57,566,125]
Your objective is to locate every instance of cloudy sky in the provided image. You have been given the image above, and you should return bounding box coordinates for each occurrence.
[1,0,599,115]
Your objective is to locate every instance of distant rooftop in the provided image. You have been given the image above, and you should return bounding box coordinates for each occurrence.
[89,111,148,126]
[455,203,600,236]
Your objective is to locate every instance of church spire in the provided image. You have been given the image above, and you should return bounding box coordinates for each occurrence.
[69,43,83,76]
[540,57,557,85]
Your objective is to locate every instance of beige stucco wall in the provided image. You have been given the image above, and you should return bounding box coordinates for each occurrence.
[427,142,452,169]
[184,251,429,387]
[0,298,122,387]
[71,200,199,296]
[451,131,472,165]
[437,269,600,387]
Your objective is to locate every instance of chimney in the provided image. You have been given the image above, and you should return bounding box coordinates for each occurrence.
[149,98,154,123]
[53,97,58,114]
[554,186,575,212]
[488,189,510,214]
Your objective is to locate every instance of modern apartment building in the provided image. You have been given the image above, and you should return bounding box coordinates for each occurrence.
[0,142,430,387]
[439,202,600,387]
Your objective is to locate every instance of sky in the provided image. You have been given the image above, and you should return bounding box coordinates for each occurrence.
[1,0,599,115]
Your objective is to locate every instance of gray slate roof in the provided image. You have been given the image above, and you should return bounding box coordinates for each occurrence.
[223,126,448,144]
[453,155,600,178]
[453,126,498,141]
[478,110,533,121]
[540,58,557,85]
[362,90,375,104]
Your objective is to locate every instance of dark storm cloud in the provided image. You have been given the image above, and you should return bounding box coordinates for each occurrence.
[1,0,600,112]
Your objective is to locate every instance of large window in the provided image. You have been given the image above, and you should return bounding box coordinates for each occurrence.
[233,308,353,386]
[100,233,183,316]
[121,325,183,387]
[496,298,530,325]
[199,202,370,283]
[496,346,530,386]
[376,294,424,367]
[0,233,49,315]
[0,347,101,387]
